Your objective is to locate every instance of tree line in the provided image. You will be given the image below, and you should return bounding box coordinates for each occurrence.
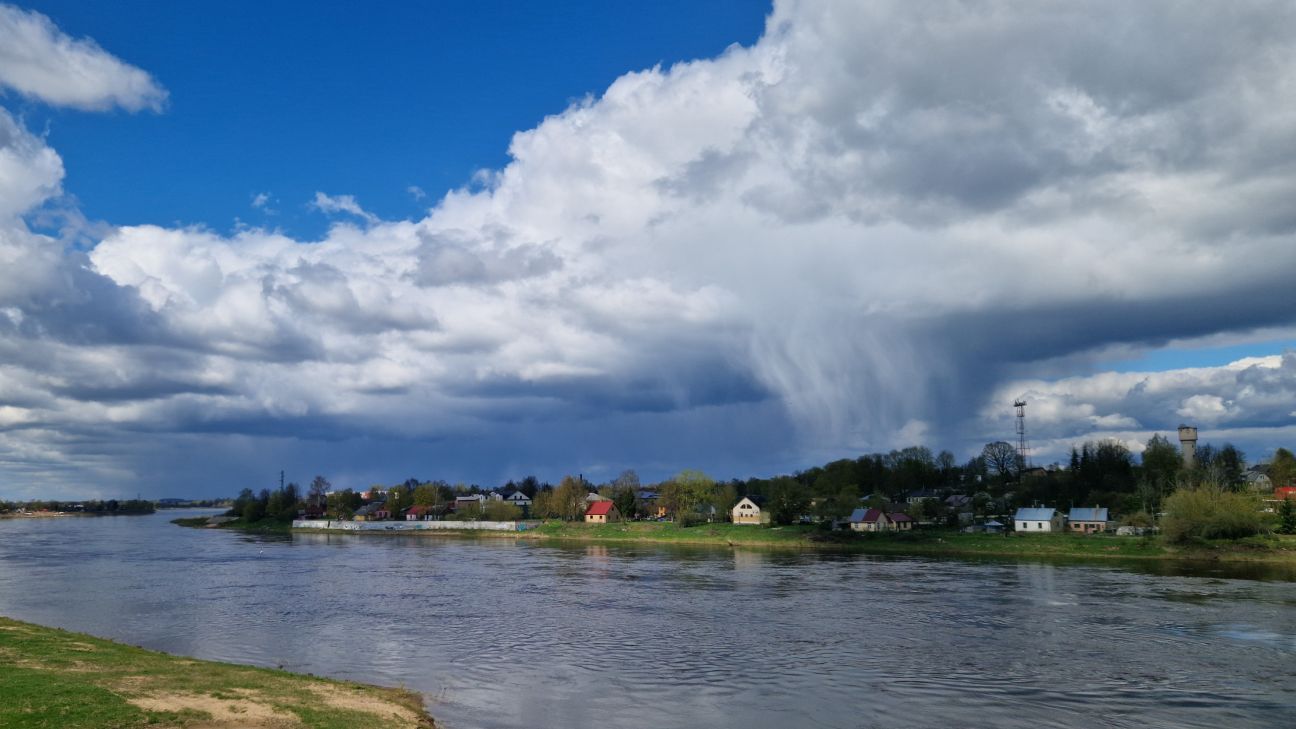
[220,433,1296,533]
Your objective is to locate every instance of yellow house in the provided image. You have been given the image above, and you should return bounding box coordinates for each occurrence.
[585,500,620,524]
[731,496,768,525]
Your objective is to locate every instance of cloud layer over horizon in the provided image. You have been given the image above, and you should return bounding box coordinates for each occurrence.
[2,1,1296,498]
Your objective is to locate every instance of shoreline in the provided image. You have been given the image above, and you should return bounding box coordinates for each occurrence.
[0,615,434,728]
[286,521,1296,567]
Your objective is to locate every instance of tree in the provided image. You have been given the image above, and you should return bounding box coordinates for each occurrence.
[611,485,638,521]
[387,486,410,516]
[659,470,715,520]
[766,476,809,525]
[308,476,330,508]
[982,441,1019,481]
[1141,434,1181,485]
[1161,483,1266,543]
[1277,497,1296,535]
[482,500,522,521]
[554,476,587,521]
[1213,444,1246,487]
[1269,448,1296,488]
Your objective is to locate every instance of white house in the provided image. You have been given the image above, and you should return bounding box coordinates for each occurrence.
[504,491,532,509]
[731,496,768,525]
[1014,507,1066,533]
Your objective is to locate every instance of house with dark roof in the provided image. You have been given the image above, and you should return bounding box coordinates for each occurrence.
[905,489,941,505]
[503,490,532,509]
[585,500,621,524]
[1014,507,1065,533]
[847,507,914,532]
[1067,507,1109,534]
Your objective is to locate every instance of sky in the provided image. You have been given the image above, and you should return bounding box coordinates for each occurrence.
[1,1,1296,500]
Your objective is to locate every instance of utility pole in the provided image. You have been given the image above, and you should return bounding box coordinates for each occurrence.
[280,470,285,491]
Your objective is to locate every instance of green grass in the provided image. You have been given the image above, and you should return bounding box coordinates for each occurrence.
[516,520,1296,563]
[0,617,433,728]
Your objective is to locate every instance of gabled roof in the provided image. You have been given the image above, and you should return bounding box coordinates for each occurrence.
[586,500,616,516]
[504,491,531,501]
[848,507,886,523]
[889,512,913,523]
[355,503,384,515]
[1014,507,1058,521]
[734,496,763,510]
[1068,507,1109,522]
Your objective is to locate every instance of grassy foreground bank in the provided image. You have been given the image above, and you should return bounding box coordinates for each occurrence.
[0,617,433,729]
[517,521,1296,563]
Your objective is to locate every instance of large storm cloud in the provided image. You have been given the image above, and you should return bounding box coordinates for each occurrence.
[2,1,1296,497]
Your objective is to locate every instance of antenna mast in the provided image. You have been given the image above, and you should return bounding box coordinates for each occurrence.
[1013,398,1030,469]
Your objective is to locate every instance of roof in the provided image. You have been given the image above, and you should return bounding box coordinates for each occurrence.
[586,501,617,516]
[889,512,913,522]
[734,496,763,509]
[1068,507,1109,522]
[636,490,658,499]
[406,505,431,515]
[945,495,971,506]
[504,491,531,501]
[354,503,383,515]
[848,507,885,523]
[1014,507,1058,521]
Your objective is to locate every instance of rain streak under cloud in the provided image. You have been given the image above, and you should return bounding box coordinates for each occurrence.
[2,0,1296,498]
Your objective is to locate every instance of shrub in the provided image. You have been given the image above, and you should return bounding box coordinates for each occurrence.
[1161,486,1267,543]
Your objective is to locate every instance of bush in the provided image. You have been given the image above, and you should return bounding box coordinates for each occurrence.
[1161,486,1267,543]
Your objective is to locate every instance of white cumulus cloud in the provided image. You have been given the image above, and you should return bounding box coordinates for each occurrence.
[0,4,166,111]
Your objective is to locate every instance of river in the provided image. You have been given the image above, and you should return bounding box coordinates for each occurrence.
[0,510,1292,728]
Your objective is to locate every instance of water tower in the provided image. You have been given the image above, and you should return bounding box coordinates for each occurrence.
[1178,425,1198,470]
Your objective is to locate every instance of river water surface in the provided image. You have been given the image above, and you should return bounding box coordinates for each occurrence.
[0,511,1293,729]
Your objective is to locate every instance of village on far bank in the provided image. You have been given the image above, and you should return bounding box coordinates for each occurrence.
[235,424,1296,543]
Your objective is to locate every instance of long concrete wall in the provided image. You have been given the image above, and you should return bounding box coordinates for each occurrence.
[291,519,527,532]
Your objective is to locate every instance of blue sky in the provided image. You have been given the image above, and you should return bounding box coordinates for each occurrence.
[2,1,1296,499]
[18,0,768,239]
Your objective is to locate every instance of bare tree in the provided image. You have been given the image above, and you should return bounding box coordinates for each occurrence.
[982,441,1018,480]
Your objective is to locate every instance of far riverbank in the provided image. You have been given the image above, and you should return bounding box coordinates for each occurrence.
[284,519,1296,568]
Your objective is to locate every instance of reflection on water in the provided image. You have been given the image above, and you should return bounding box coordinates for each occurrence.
[0,511,1293,729]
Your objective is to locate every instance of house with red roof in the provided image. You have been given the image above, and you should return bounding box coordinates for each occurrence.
[585,500,621,524]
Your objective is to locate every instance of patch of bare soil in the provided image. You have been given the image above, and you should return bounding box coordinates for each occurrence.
[127,692,303,728]
[301,685,426,727]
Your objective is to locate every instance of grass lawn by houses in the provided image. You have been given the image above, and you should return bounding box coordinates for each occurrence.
[519,520,1296,564]
[0,617,433,729]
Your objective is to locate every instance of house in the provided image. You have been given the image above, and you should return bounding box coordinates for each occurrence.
[944,494,971,509]
[585,500,621,524]
[888,511,915,531]
[848,507,911,532]
[405,505,434,521]
[452,495,484,515]
[637,490,665,519]
[731,496,768,525]
[1014,507,1065,533]
[1067,507,1109,534]
[503,491,532,509]
[905,489,941,505]
[964,519,1005,534]
[1244,471,1273,492]
[354,502,389,521]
